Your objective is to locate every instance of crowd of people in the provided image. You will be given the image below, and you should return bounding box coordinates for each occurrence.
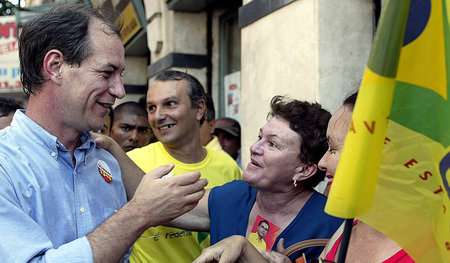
[0,3,415,263]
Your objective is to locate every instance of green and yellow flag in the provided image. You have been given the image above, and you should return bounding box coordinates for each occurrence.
[325,0,450,262]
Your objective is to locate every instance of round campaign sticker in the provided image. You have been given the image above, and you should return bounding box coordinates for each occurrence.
[97,160,112,183]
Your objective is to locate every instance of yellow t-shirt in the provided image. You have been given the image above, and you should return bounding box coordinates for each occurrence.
[127,141,242,263]
[248,232,267,251]
[205,136,224,153]
[206,136,242,173]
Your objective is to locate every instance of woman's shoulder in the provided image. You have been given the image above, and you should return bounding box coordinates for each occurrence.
[301,191,344,224]
[210,180,255,205]
[212,180,252,194]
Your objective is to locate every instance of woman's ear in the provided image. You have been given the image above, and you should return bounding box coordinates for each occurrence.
[293,163,317,182]
[42,49,64,85]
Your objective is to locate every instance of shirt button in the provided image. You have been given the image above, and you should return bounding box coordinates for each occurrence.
[80,207,85,213]
[51,152,56,157]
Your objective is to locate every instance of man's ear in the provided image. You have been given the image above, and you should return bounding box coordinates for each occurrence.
[293,163,317,182]
[196,99,206,122]
[43,49,64,85]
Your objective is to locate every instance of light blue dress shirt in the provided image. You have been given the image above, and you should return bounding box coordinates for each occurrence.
[0,110,127,262]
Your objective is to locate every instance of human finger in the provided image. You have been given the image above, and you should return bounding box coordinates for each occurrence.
[193,246,222,263]
[91,131,107,148]
[276,238,285,252]
[145,163,175,179]
[267,251,293,263]
[165,170,202,185]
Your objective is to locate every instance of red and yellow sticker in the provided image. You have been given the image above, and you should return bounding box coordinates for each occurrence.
[97,160,112,183]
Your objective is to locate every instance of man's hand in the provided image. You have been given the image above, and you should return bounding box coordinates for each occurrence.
[258,238,292,263]
[130,164,208,227]
[88,164,207,262]
[259,250,292,263]
[193,235,268,263]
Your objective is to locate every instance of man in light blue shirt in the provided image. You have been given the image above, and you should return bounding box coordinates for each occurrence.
[0,4,207,262]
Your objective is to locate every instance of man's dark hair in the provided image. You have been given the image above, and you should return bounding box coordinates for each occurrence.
[113,101,148,122]
[343,91,358,110]
[204,94,215,122]
[268,95,331,188]
[154,70,206,124]
[0,97,21,117]
[19,3,121,96]
[258,220,269,228]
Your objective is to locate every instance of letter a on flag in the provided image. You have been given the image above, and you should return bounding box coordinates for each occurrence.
[325,0,450,262]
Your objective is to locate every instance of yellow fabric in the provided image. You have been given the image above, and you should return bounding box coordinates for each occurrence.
[325,0,450,262]
[248,232,267,252]
[127,141,242,263]
[206,136,242,173]
[205,136,225,154]
[359,121,449,262]
[395,0,447,99]
[325,68,395,217]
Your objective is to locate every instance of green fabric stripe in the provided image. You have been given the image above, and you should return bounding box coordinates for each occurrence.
[443,0,450,98]
[391,81,450,147]
[367,0,411,77]
[197,231,209,245]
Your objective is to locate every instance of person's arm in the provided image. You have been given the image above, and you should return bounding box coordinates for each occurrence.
[94,133,212,232]
[165,188,211,231]
[0,162,207,262]
[87,164,208,262]
[93,133,143,200]
[193,235,268,263]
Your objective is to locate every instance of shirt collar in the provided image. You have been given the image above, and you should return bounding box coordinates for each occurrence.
[11,110,96,163]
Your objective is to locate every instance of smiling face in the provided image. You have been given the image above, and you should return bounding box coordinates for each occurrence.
[146,79,203,148]
[57,19,125,132]
[318,106,353,181]
[242,116,302,191]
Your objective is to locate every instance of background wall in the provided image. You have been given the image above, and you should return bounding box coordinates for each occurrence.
[240,0,373,166]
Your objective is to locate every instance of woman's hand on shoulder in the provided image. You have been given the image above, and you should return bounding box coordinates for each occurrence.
[91,131,120,152]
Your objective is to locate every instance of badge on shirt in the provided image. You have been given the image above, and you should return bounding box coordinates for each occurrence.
[97,160,112,183]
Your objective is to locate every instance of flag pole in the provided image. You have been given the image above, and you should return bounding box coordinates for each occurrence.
[337,218,353,263]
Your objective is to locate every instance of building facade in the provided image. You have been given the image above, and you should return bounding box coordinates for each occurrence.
[8,0,378,166]
[139,0,376,166]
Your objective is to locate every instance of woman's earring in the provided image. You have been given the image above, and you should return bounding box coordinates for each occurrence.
[293,180,297,187]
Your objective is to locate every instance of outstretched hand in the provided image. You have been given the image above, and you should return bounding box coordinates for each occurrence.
[193,235,267,263]
[130,163,208,227]
[258,238,292,263]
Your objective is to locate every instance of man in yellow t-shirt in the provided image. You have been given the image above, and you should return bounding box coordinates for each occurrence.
[128,70,241,263]
[248,220,270,251]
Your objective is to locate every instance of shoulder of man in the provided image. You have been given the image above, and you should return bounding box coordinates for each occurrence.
[204,148,242,179]
[127,141,160,159]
